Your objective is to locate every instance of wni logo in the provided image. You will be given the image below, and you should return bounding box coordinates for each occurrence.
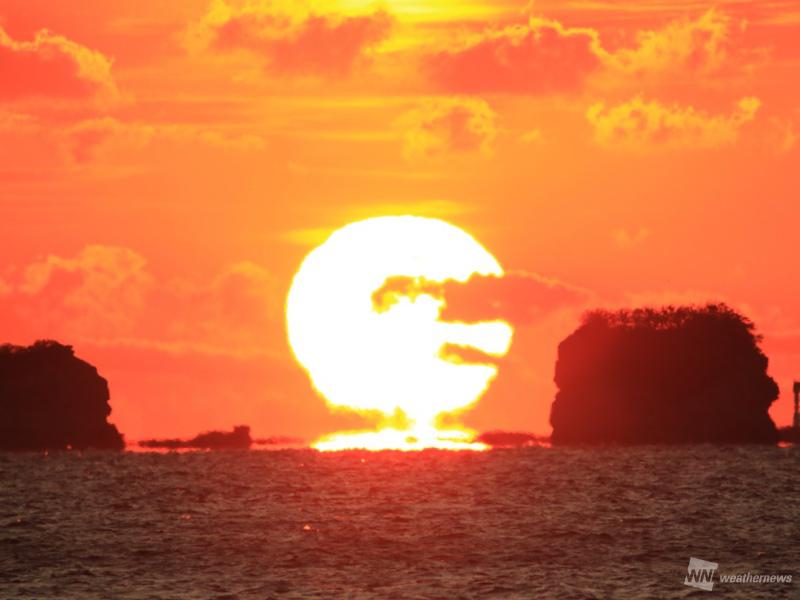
[684,557,718,591]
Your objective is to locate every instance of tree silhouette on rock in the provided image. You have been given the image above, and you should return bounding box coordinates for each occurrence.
[550,304,779,444]
[0,340,124,450]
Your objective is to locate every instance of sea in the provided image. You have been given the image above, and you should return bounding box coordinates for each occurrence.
[1,446,798,599]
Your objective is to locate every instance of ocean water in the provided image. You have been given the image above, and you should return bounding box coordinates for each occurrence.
[0,446,798,599]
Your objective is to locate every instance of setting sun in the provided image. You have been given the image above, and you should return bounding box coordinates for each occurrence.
[286,216,514,450]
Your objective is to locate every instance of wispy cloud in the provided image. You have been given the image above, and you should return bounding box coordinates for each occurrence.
[0,246,284,359]
[586,96,760,149]
[398,97,499,160]
[187,0,393,77]
[0,25,117,101]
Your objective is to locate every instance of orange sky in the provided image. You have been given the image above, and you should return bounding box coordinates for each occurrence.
[1,0,799,441]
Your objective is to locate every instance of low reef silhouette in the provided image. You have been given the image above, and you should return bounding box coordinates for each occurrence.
[140,425,252,450]
[778,427,800,444]
[0,340,124,451]
[476,431,542,448]
[779,381,800,442]
[550,304,780,445]
[253,435,304,447]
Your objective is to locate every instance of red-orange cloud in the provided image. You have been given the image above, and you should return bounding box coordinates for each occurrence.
[426,18,601,94]
[425,10,750,94]
[58,117,265,163]
[398,97,498,160]
[587,96,761,149]
[606,9,735,77]
[374,271,588,325]
[0,25,116,100]
[192,1,392,76]
[0,246,282,358]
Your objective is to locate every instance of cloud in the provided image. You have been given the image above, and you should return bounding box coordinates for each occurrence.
[0,25,117,101]
[10,246,153,339]
[60,118,156,163]
[373,271,589,326]
[160,261,281,356]
[58,117,266,163]
[423,10,752,95]
[604,9,737,77]
[190,0,392,76]
[0,246,283,358]
[399,97,499,160]
[586,96,761,149]
[425,17,602,94]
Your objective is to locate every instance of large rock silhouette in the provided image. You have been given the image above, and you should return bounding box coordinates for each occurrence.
[0,340,124,450]
[550,304,779,445]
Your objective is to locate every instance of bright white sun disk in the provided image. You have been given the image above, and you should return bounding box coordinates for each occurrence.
[285,216,513,450]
